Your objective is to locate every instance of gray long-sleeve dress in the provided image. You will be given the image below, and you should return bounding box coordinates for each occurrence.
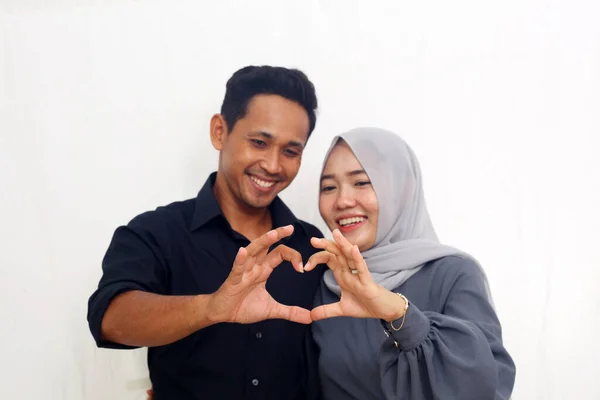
[311,255,516,400]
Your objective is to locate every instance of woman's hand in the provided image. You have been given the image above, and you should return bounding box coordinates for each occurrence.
[305,229,407,322]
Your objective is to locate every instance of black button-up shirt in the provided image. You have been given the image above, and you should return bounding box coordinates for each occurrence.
[87,172,325,400]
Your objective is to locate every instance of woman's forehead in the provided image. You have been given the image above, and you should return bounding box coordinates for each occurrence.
[322,142,362,174]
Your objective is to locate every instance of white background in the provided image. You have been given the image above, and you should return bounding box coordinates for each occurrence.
[1,0,599,399]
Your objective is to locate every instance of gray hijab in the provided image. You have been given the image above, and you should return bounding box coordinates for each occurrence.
[320,127,493,304]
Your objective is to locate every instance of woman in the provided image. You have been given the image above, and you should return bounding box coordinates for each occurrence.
[303,127,516,399]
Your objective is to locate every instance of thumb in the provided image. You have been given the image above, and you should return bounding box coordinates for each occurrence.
[268,301,312,324]
[310,303,344,321]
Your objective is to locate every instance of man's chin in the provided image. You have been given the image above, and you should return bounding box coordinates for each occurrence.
[240,192,278,210]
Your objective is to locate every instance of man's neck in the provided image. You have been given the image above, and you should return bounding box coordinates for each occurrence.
[213,176,273,241]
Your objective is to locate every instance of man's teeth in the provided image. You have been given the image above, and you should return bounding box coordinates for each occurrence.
[338,217,366,226]
[251,176,275,188]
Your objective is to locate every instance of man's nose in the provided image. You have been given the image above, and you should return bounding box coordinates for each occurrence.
[260,150,283,175]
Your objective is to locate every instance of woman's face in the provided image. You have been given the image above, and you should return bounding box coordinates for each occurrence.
[319,141,379,251]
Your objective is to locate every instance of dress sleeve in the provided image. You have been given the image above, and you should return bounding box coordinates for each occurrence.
[379,261,516,400]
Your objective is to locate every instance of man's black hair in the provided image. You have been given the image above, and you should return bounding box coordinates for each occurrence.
[220,65,318,137]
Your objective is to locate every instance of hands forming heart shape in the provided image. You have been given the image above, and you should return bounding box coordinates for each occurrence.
[207,226,406,326]
[146,227,406,400]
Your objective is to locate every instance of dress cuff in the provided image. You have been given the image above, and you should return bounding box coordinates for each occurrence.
[380,301,431,350]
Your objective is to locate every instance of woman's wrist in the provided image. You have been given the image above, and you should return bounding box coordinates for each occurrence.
[378,287,407,322]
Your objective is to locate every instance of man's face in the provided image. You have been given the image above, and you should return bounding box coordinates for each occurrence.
[211,94,310,210]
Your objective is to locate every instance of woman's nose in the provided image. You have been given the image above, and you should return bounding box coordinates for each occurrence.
[336,187,356,209]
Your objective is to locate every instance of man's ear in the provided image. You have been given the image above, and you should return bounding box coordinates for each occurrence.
[210,114,228,151]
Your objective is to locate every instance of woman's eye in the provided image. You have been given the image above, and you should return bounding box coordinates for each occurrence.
[321,186,335,192]
[356,181,371,186]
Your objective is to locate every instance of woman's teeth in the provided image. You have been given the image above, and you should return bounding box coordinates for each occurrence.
[338,217,366,226]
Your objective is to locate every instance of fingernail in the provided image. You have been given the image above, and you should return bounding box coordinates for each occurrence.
[304,261,311,271]
[299,262,304,273]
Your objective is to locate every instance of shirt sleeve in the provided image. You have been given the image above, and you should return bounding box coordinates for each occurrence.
[86,214,169,349]
[379,260,516,400]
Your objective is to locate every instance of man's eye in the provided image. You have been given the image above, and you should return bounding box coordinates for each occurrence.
[251,139,267,147]
[284,149,300,157]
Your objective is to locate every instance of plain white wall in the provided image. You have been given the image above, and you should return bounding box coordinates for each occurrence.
[1,0,599,399]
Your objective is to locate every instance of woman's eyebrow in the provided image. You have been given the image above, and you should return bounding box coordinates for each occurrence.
[320,169,366,181]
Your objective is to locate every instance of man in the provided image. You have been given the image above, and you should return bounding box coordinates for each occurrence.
[87,65,325,399]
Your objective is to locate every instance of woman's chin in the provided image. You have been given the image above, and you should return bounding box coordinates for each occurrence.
[347,232,376,252]
[326,224,375,251]
[341,232,370,251]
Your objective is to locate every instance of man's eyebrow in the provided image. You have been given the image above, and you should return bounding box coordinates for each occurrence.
[248,130,274,140]
[248,130,305,150]
[320,169,366,182]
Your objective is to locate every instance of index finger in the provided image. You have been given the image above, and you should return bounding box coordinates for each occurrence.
[245,225,295,257]
[304,250,339,272]
[332,229,354,259]
[261,244,304,273]
[310,237,343,257]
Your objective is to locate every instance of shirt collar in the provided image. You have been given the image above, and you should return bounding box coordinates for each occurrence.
[191,172,304,235]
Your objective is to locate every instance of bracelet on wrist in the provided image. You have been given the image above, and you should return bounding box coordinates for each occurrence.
[380,293,409,347]
[389,292,409,331]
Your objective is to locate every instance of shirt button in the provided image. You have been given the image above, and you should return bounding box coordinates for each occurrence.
[252,379,259,386]
[255,332,262,339]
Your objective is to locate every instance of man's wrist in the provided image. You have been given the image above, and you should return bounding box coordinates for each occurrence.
[192,294,222,328]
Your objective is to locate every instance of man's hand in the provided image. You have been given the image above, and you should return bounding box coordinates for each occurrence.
[206,225,312,325]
